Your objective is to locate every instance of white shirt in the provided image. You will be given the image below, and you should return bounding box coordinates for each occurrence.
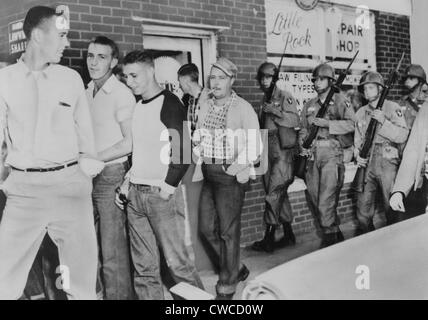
[0,58,96,169]
[86,75,135,164]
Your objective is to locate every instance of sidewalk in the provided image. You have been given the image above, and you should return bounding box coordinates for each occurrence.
[167,220,358,300]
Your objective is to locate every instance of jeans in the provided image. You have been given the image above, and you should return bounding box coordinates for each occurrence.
[92,161,134,300]
[199,164,247,295]
[127,183,203,300]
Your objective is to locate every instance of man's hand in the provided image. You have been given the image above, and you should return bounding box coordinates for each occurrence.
[300,147,311,157]
[312,118,329,128]
[390,192,405,212]
[79,158,105,178]
[372,110,386,124]
[356,155,369,168]
[159,189,172,201]
[262,102,280,115]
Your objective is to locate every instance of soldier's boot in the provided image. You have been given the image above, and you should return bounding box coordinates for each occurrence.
[250,225,276,253]
[320,230,344,249]
[275,222,296,248]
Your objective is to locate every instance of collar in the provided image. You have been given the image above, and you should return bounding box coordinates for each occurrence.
[317,93,336,106]
[17,54,52,79]
[88,74,118,95]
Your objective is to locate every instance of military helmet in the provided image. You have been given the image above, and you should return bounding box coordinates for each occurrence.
[403,64,427,83]
[359,71,385,88]
[312,63,335,82]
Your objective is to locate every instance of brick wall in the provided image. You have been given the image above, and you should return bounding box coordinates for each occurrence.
[0,0,267,107]
[374,11,412,100]
[240,180,359,246]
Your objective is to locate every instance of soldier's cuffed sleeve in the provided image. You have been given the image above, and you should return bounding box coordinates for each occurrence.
[298,103,309,148]
[329,98,356,135]
[73,77,97,158]
[354,109,365,153]
[377,103,409,144]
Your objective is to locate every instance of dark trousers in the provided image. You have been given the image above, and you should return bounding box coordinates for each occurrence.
[199,164,246,295]
[399,178,427,221]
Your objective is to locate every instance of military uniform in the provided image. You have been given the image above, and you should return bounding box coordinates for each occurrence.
[299,92,355,239]
[354,100,409,232]
[260,88,299,227]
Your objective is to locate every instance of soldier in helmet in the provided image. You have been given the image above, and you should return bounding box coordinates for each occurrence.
[399,64,428,129]
[354,71,409,234]
[299,63,355,248]
[250,62,299,253]
[394,65,428,220]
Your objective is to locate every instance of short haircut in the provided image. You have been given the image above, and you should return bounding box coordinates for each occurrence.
[123,50,154,67]
[177,63,199,83]
[23,6,60,39]
[89,36,119,59]
[256,61,277,84]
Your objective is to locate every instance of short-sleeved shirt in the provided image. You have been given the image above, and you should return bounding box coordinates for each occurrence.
[86,75,135,164]
[0,58,96,169]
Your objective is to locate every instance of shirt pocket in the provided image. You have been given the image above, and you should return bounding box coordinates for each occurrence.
[382,145,399,165]
[52,98,74,134]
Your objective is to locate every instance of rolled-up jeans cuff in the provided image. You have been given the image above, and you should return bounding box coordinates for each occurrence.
[216,283,237,295]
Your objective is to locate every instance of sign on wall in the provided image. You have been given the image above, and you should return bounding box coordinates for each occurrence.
[266,0,325,57]
[266,0,376,111]
[8,20,26,55]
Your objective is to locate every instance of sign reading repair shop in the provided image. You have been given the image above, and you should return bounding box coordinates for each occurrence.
[8,20,26,55]
[325,6,376,67]
[266,0,324,56]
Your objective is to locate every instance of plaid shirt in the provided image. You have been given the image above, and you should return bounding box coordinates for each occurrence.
[199,92,237,160]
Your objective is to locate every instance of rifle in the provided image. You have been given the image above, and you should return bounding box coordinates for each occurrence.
[294,51,359,179]
[260,44,287,127]
[351,52,405,192]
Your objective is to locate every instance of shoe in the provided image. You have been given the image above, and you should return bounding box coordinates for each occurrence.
[215,293,234,300]
[238,264,250,282]
[250,226,275,253]
[320,231,344,249]
[275,222,296,248]
[274,236,296,248]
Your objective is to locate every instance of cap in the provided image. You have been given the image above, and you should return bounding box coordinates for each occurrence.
[212,57,238,78]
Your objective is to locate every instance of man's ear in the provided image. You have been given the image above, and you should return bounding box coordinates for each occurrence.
[110,57,118,70]
[231,77,236,86]
[31,28,43,44]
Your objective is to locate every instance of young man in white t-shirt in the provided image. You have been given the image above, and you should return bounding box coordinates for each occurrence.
[86,36,135,300]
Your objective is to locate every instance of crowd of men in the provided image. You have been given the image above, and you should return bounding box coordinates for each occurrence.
[0,5,427,300]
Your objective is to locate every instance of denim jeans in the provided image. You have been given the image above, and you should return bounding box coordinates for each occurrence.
[92,161,134,300]
[199,164,247,295]
[127,183,203,300]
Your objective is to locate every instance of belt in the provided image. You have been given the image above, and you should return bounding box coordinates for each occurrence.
[11,161,78,173]
[202,157,232,165]
[133,184,161,192]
